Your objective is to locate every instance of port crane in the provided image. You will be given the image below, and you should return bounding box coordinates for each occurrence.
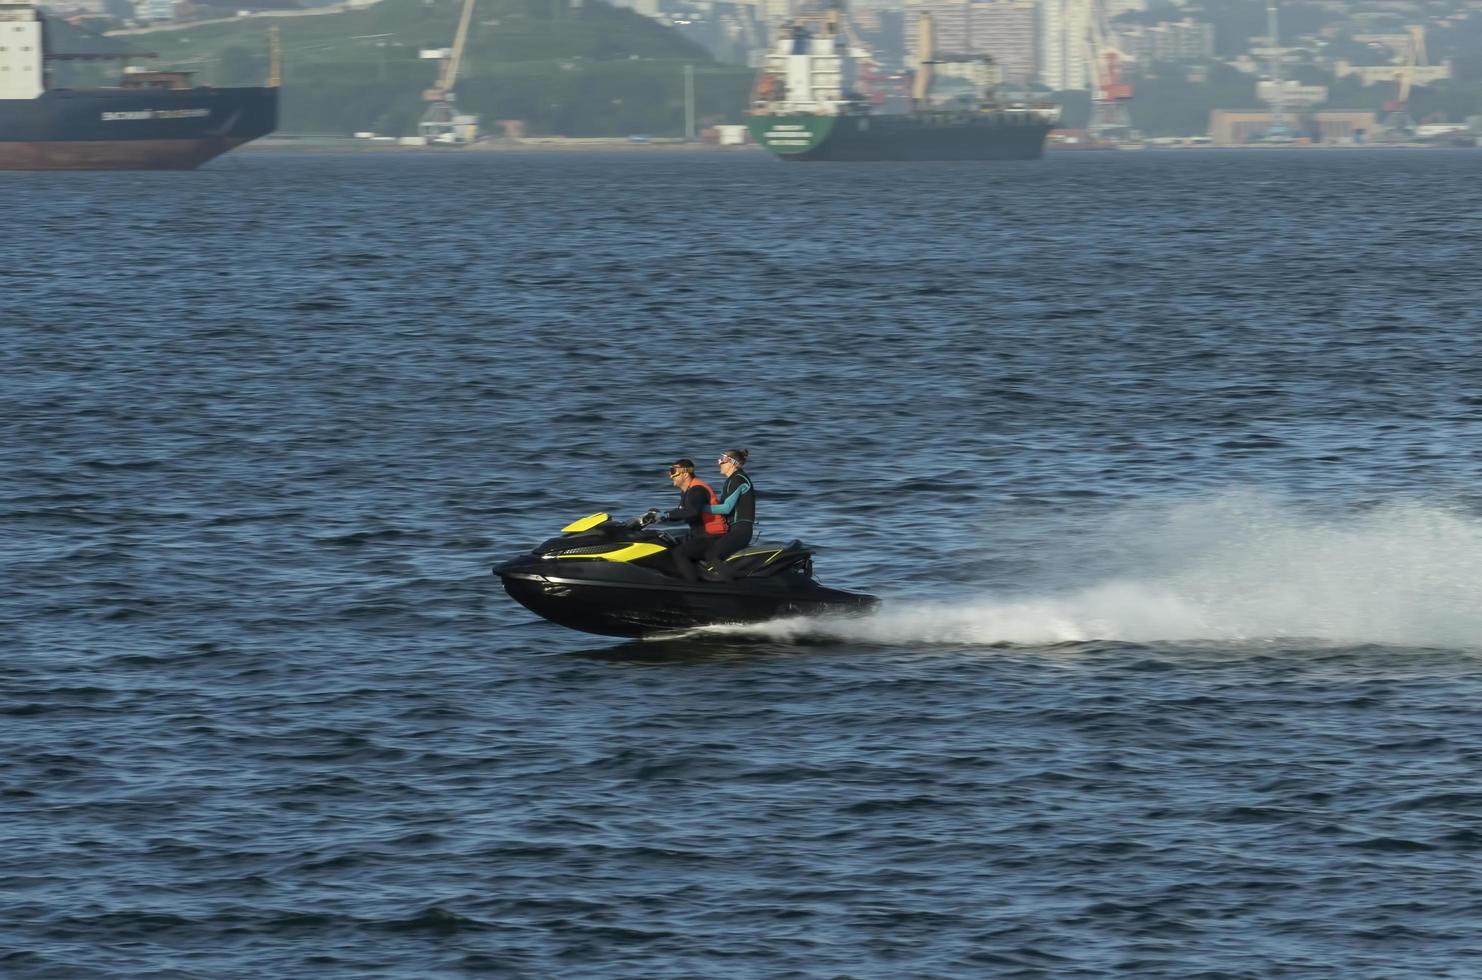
[1082,0,1134,141]
[1263,0,1291,139]
[1381,25,1432,133]
[418,0,479,143]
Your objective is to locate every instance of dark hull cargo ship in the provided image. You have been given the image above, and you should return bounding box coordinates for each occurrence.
[745,6,1057,163]
[0,0,277,171]
[747,111,1053,162]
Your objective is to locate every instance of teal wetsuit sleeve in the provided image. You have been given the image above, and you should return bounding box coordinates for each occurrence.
[706,483,750,515]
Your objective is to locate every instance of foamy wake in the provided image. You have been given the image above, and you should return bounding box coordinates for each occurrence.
[699,492,1482,649]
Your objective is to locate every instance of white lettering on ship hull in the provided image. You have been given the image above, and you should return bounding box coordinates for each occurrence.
[763,126,817,147]
[101,109,212,122]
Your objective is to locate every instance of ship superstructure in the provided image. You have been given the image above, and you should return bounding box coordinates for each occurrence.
[0,0,45,102]
[750,5,863,117]
[0,0,277,170]
[746,3,1059,162]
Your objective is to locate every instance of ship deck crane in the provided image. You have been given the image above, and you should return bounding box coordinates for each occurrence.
[911,11,934,106]
[418,0,479,144]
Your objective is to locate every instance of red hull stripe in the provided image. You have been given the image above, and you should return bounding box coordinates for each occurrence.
[0,137,248,171]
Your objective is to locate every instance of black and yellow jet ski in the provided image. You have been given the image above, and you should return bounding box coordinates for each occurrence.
[493,511,879,637]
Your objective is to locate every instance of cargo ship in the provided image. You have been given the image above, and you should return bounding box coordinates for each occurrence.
[745,4,1058,162]
[0,0,277,170]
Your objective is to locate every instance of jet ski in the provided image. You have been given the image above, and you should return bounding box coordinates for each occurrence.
[494,511,880,637]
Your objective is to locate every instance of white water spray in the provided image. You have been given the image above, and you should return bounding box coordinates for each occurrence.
[713,493,1482,649]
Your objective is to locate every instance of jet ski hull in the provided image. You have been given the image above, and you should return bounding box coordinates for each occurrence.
[497,567,878,637]
[493,516,879,637]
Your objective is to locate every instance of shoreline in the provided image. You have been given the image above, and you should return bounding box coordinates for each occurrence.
[241,136,764,154]
[239,135,1479,156]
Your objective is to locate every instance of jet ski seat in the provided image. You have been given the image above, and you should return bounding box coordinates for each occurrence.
[718,540,813,579]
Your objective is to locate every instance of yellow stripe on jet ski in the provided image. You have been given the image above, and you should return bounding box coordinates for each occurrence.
[562,513,609,533]
[727,550,782,563]
[556,542,667,563]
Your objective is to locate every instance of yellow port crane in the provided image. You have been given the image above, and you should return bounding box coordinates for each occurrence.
[418,0,479,144]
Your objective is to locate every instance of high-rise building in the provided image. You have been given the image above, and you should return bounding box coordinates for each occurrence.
[971,0,1037,84]
[759,0,791,27]
[905,0,973,59]
[1102,0,1145,18]
[902,0,1036,81]
[1039,0,1088,90]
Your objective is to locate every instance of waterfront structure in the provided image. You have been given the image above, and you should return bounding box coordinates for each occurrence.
[417,0,480,143]
[1209,110,1377,145]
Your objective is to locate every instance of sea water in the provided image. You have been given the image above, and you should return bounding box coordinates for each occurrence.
[5,148,1482,977]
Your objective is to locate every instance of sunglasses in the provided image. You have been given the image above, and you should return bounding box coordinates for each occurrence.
[718,456,735,466]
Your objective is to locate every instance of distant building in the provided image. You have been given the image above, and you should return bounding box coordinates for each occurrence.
[1256,79,1327,112]
[1333,61,1451,89]
[758,0,790,28]
[1351,32,1414,57]
[1114,18,1213,64]
[972,0,1037,85]
[1257,79,1327,110]
[905,0,972,60]
[899,0,1037,82]
[1209,109,1377,144]
[133,0,176,20]
[1039,0,1088,89]
[605,0,722,25]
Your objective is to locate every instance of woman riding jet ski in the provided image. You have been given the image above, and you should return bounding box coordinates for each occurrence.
[492,459,878,637]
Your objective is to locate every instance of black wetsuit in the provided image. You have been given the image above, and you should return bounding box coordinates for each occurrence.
[660,483,718,581]
[703,471,755,580]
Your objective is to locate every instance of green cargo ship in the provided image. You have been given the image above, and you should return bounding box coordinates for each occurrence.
[746,6,1058,162]
[747,110,1052,162]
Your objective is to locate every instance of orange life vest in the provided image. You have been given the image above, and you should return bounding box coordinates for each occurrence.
[689,479,729,536]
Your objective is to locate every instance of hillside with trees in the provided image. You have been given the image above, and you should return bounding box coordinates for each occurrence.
[103,0,755,136]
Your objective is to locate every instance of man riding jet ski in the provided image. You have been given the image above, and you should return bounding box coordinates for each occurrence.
[652,457,729,582]
[492,459,877,637]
